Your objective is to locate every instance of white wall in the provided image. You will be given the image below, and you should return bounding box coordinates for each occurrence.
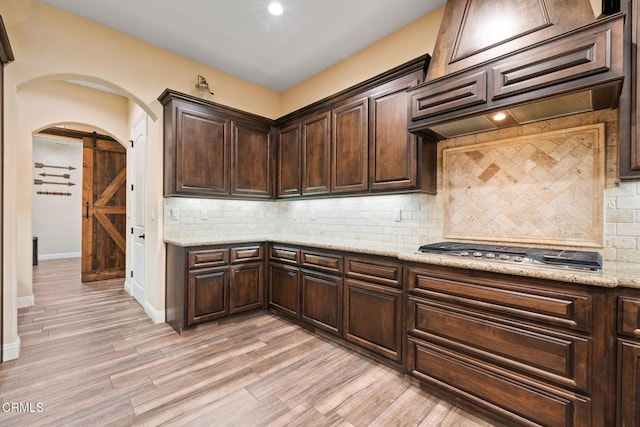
[32,136,82,259]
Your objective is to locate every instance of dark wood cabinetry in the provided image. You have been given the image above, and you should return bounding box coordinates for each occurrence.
[162,57,435,201]
[168,101,230,196]
[332,96,369,193]
[301,111,331,195]
[166,243,265,333]
[301,270,343,336]
[160,90,274,199]
[267,245,402,363]
[275,56,436,198]
[343,256,402,362]
[405,264,613,427]
[617,292,640,426]
[268,262,300,318]
[370,77,420,191]
[619,0,640,180]
[277,123,302,197]
[230,120,274,198]
[188,267,228,324]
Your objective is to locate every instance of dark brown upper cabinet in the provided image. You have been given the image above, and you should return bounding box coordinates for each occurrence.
[230,120,274,198]
[275,55,435,198]
[277,122,302,198]
[370,76,420,191]
[301,111,331,195]
[161,56,435,200]
[619,0,640,180]
[332,96,369,193]
[160,90,275,198]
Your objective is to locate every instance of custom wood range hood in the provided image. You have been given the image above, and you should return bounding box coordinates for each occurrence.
[408,0,625,140]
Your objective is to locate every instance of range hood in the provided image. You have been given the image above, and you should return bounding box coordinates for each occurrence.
[408,0,625,140]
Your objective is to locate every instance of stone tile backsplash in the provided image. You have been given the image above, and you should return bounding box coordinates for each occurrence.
[164,110,640,263]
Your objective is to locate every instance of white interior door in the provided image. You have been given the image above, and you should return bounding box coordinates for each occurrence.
[131,114,147,306]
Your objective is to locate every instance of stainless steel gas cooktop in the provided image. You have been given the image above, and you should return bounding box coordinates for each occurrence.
[418,242,603,271]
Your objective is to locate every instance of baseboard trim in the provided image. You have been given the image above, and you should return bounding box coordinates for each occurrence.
[124,279,132,295]
[38,252,81,261]
[17,295,35,308]
[3,336,21,361]
[144,302,166,324]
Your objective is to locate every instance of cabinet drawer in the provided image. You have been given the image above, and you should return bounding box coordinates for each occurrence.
[619,297,640,338]
[345,257,400,288]
[301,250,343,273]
[189,248,229,269]
[407,268,592,332]
[410,71,487,120]
[231,245,264,263]
[407,337,592,427]
[269,245,300,265]
[408,296,590,392]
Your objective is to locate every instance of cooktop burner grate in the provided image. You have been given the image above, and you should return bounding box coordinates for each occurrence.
[418,242,603,271]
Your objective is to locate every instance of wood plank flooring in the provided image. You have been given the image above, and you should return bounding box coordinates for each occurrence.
[0,258,498,426]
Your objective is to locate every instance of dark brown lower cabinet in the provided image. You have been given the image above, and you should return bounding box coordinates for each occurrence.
[404,264,613,427]
[188,267,229,325]
[618,340,640,427]
[229,262,264,315]
[300,270,343,336]
[406,338,592,426]
[166,243,265,333]
[617,293,640,426]
[268,262,300,318]
[344,278,402,362]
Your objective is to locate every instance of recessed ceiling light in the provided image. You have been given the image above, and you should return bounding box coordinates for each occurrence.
[268,2,284,16]
[492,112,507,121]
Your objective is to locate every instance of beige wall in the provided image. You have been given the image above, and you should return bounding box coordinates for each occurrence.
[281,7,444,114]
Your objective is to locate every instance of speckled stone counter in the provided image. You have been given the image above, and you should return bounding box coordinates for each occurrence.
[165,234,640,289]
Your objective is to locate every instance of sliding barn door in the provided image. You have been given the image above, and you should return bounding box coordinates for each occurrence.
[82,135,127,282]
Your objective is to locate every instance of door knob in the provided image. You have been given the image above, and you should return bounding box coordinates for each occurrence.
[138,234,145,239]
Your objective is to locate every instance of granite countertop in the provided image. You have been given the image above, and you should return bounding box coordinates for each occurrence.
[165,235,640,289]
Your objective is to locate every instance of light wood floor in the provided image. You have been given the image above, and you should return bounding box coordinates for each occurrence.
[0,258,498,426]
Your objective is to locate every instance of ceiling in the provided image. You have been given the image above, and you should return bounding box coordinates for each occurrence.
[40,0,446,92]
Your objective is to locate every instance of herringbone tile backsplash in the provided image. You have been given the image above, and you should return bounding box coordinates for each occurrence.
[443,124,605,247]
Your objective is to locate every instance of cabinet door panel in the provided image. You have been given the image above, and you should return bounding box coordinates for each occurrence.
[370,79,418,191]
[302,111,331,195]
[176,105,230,195]
[619,340,640,427]
[231,121,273,198]
[301,270,343,336]
[268,263,300,317]
[344,279,402,361]
[230,262,264,314]
[278,123,302,197]
[188,267,229,325]
[332,97,368,193]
